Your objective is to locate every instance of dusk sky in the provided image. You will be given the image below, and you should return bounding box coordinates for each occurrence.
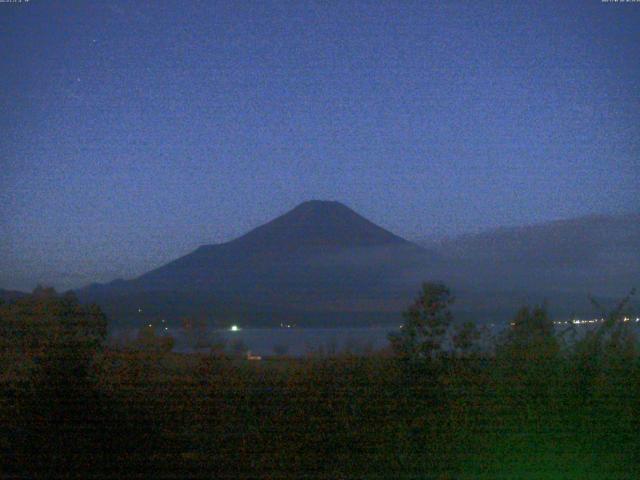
[1,0,639,291]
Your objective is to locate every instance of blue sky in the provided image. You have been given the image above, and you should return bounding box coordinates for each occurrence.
[1,0,638,290]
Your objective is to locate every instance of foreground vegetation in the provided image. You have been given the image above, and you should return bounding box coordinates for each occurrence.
[1,287,639,479]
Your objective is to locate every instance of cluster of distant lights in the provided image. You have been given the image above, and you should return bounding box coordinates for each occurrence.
[230,323,295,330]
[144,313,169,332]
[557,317,638,325]
[137,307,638,332]
[510,317,640,326]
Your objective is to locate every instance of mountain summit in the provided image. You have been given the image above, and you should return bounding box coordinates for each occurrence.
[225,200,411,252]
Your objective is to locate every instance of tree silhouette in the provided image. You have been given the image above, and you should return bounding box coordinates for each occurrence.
[452,321,482,356]
[0,287,107,379]
[389,282,454,360]
[497,305,558,365]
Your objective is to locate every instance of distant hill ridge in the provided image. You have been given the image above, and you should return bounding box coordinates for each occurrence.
[427,212,640,267]
[0,288,28,302]
[422,212,640,298]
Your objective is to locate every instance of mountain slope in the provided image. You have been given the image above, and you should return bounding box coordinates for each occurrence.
[79,201,434,325]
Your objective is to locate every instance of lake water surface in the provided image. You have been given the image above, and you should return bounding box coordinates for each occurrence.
[111,325,502,356]
[110,321,640,357]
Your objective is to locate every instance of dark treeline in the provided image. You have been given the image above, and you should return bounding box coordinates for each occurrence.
[1,285,639,479]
